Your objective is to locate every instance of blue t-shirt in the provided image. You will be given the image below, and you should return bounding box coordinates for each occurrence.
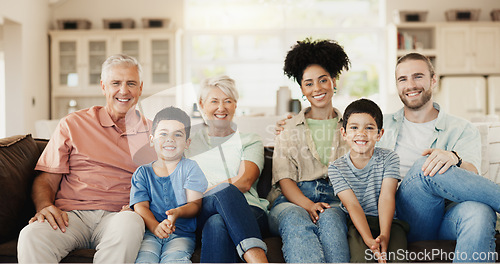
[130,157,208,238]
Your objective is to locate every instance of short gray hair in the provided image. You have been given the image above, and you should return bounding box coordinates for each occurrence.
[101,54,143,83]
[199,75,239,103]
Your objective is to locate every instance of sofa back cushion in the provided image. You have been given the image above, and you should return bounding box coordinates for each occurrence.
[473,122,500,184]
[257,147,274,199]
[0,134,40,243]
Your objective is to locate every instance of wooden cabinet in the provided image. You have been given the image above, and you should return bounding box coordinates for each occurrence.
[389,22,500,75]
[49,29,177,119]
[391,23,437,58]
[388,23,437,67]
[435,76,487,121]
[51,34,111,96]
[438,23,500,74]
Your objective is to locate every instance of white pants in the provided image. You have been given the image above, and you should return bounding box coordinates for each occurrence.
[17,210,145,263]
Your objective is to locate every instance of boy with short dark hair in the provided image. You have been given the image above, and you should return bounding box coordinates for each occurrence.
[328,99,408,263]
[130,106,208,263]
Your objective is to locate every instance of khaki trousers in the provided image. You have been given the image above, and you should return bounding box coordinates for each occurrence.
[17,210,145,263]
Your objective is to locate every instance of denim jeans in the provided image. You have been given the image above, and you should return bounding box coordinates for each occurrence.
[250,205,271,238]
[269,178,350,263]
[396,157,499,262]
[135,231,195,263]
[197,183,267,263]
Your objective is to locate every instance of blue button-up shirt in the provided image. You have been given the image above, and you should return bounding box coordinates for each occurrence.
[377,103,482,174]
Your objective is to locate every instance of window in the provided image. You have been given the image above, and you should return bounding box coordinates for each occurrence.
[184,0,386,115]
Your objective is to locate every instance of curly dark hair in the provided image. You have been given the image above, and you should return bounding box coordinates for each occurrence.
[283,38,350,85]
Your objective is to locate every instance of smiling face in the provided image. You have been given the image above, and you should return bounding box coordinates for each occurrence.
[341,113,383,157]
[101,64,143,122]
[199,87,237,130]
[395,59,437,110]
[150,120,190,162]
[300,64,336,110]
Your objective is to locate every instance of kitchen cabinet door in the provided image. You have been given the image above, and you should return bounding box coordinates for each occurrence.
[471,27,500,73]
[439,24,500,74]
[438,26,468,74]
[49,29,178,119]
[435,76,487,121]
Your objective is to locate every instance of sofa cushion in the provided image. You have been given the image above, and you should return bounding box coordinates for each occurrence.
[0,240,17,262]
[257,147,274,199]
[0,134,39,243]
[487,123,500,184]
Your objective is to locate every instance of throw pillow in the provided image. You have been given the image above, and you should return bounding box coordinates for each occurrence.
[0,134,40,243]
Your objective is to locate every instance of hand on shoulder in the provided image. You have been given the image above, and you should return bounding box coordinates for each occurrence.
[274,113,294,135]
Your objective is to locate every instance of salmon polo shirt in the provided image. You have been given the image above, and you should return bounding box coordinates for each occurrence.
[35,106,155,212]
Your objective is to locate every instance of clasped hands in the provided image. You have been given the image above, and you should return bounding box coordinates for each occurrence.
[153,209,178,239]
[365,235,389,263]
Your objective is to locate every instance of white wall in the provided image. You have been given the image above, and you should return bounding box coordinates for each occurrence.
[0,0,50,137]
[3,19,23,138]
[50,0,184,30]
[0,25,4,138]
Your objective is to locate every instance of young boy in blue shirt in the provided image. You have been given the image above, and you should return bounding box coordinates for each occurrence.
[328,99,408,263]
[130,106,208,263]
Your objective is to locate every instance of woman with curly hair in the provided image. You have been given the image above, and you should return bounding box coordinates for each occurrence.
[268,38,351,263]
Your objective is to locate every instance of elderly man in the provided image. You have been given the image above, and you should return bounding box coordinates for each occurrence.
[18,54,155,263]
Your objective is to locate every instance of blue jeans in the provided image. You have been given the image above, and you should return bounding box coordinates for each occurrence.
[135,231,195,263]
[396,157,499,262]
[269,179,350,263]
[197,183,267,263]
[250,205,271,238]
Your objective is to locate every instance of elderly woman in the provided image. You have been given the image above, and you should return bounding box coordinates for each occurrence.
[185,75,269,263]
[268,38,351,263]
